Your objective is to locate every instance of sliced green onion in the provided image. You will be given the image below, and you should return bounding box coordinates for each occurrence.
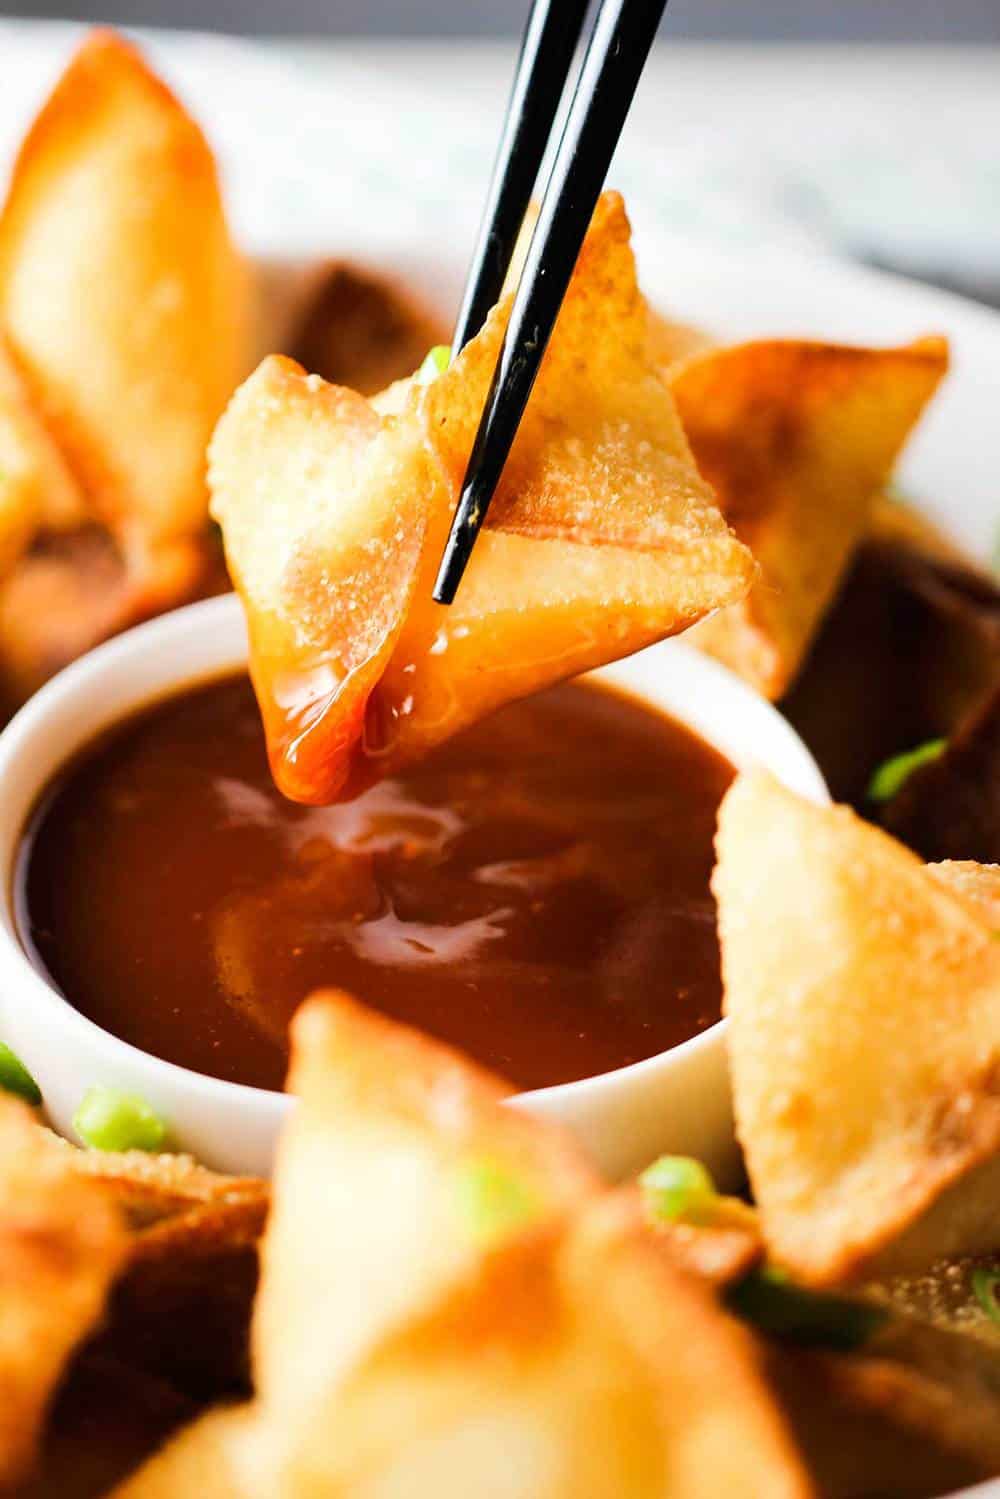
[640,1155,717,1225]
[453,1156,540,1245]
[0,1042,41,1105]
[972,1267,1000,1323]
[416,344,451,385]
[74,1087,167,1153]
[867,738,946,804]
[725,1266,886,1350]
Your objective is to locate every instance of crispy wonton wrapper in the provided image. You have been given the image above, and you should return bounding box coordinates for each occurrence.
[115,992,808,1497]
[0,1099,127,1485]
[0,29,249,599]
[673,337,948,700]
[0,1124,265,1497]
[506,202,712,378]
[4,1125,267,1494]
[714,771,1000,1284]
[211,193,755,803]
[51,1137,268,1405]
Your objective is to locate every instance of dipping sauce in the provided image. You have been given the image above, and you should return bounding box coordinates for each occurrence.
[18,675,733,1092]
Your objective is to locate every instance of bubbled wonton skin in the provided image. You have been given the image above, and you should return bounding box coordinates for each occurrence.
[672,336,948,700]
[714,772,1000,1285]
[210,193,755,804]
[114,993,809,1498]
[0,29,249,606]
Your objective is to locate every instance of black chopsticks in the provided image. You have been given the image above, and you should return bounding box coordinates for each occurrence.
[451,0,591,360]
[433,0,669,606]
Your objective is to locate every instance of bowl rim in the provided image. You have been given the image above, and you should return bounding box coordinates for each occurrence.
[0,593,828,1152]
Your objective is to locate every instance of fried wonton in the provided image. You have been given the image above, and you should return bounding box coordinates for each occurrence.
[253,992,598,1416]
[714,771,1000,1284]
[0,1127,268,1493]
[672,337,948,699]
[0,29,249,621]
[115,991,809,1497]
[506,202,712,376]
[929,858,1000,925]
[48,1138,268,1402]
[210,192,755,803]
[0,334,84,576]
[0,1099,126,1486]
[52,1137,267,1238]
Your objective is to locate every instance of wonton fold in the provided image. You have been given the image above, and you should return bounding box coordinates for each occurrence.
[0,29,249,613]
[210,193,755,804]
[115,992,808,1498]
[672,336,948,700]
[714,771,1000,1284]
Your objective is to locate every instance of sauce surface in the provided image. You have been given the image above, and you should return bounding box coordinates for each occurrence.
[18,675,733,1092]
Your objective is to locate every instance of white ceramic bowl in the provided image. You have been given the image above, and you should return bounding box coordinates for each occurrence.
[0,594,827,1182]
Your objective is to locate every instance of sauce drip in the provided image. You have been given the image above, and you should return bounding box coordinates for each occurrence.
[18,675,733,1092]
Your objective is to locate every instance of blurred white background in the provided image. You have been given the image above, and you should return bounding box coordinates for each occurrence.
[3,0,1000,39]
[2,4,998,310]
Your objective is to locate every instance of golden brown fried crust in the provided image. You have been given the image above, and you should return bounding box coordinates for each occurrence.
[211,192,754,804]
[673,336,948,699]
[113,993,810,1498]
[715,771,1000,1285]
[929,860,1000,925]
[0,29,249,714]
[0,30,250,552]
[254,988,597,1413]
[49,1135,267,1401]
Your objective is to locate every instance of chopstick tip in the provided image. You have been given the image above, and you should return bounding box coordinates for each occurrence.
[431,536,465,607]
[433,490,487,605]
